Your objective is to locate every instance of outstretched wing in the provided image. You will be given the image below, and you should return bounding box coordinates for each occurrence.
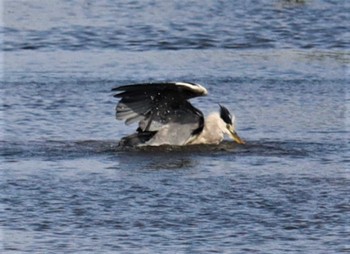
[112,82,207,145]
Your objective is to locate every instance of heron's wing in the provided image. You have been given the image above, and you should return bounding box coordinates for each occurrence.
[112,82,207,145]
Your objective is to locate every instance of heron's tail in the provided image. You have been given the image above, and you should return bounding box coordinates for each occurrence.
[118,131,157,147]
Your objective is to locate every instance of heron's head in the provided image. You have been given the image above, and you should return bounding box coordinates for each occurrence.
[219,105,245,144]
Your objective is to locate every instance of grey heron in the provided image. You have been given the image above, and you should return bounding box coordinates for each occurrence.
[112,82,245,147]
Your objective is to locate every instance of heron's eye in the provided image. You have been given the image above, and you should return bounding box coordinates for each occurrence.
[226,124,231,129]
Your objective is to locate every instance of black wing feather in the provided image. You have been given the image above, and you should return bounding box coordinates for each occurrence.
[112,82,206,145]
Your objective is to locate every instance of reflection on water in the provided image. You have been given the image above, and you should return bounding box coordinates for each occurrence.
[1,139,344,171]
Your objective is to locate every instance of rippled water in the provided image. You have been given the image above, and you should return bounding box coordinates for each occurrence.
[1,0,350,253]
[2,0,349,51]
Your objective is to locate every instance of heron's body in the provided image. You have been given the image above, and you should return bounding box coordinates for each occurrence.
[112,82,244,147]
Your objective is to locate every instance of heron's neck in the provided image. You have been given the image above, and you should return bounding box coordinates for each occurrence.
[205,112,226,132]
[190,112,225,145]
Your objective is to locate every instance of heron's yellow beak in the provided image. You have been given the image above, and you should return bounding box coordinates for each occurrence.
[228,125,245,144]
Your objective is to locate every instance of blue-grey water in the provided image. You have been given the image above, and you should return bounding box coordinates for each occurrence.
[1,0,349,253]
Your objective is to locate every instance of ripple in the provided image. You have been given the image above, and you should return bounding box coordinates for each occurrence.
[3,0,349,51]
[1,139,318,162]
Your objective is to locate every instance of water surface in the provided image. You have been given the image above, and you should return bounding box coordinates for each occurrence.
[1,0,349,253]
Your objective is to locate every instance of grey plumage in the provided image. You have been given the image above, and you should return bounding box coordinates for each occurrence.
[112,82,206,146]
[112,82,245,147]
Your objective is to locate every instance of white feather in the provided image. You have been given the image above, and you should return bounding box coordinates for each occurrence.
[175,82,208,96]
